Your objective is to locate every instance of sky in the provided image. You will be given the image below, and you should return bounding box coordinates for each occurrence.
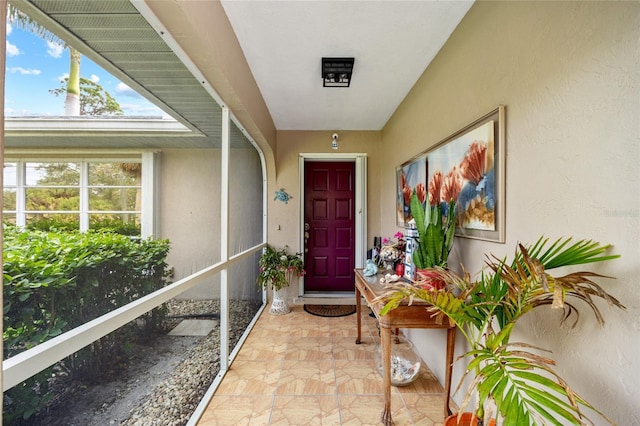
[5,21,167,117]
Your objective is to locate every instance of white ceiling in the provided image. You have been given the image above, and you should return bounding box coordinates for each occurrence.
[221,0,474,131]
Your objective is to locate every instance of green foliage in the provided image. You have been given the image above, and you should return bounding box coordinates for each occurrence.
[381,237,622,425]
[10,160,142,235]
[26,216,79,232]
[257,245,305,291]
[410,192,457,269]
[25,216,141,235]
[50,77,123,116]
[89,217,141,236]
[2,226,171,421]
[3,368,55,423]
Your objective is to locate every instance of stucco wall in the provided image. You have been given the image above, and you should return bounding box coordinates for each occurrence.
[382,1,639,423]
[159,148,264,300]
[159,149,222,299]
[272,131,382,300]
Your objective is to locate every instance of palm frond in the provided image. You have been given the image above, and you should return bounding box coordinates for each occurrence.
[379,237,622,425]
[458,344,613,426]
[526,237,620,269]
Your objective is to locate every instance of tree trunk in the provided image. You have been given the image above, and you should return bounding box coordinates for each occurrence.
[64,48,81,116]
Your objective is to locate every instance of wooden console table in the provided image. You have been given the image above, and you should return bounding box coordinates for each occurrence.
[354,268,456,425]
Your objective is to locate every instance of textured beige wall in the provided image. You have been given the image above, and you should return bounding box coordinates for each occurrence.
[159,149,222,298]
[272,131,382,300]
[383,1,639,422]
[159,148,263,300]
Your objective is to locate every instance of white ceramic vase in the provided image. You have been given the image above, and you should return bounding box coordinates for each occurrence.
[269,287,290,315]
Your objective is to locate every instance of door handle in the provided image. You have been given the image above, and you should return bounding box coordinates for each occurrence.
[304,223,310,252]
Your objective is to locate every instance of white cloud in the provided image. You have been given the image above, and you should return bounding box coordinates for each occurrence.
[116,82,142,98]
[90,74,100,83]
[46,40,64,58]
[120,102,165,117]
[57,73,69,82]
[7,23,12,35]
[6,40,20,56]
[7,67,41,75]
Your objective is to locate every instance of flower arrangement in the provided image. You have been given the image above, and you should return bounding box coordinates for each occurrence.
[256,245,305,291]
[379,232,404,269]
[382,231,404,247]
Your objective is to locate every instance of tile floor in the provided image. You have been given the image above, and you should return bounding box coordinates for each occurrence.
[197,304,449,425]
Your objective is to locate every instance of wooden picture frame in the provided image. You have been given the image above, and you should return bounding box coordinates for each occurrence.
[395,155,427,227]
[397,105,506,242]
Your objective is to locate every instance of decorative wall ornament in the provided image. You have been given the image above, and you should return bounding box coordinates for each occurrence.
[274,188,292,204]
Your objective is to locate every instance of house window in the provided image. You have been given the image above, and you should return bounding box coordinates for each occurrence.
[3,158,143,235]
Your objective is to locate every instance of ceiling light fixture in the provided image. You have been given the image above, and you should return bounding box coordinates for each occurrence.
[331,133,339,150]
[322,57,354,88]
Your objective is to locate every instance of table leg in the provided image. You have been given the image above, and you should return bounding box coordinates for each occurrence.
[444,327,456,417]
[380,325,392,426]
[355,287,362,344]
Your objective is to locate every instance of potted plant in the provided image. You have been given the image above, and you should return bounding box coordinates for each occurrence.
[408,169,460,286]
[257,244,305,315]
[410,170,462,269]
[410,191,456,269]
[379,231,405,272]
[380,236,623,425]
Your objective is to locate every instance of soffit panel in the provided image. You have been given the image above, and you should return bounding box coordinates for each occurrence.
[7,0,223,149]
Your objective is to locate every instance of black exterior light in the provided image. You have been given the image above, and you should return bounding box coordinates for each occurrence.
[322,57,354,87]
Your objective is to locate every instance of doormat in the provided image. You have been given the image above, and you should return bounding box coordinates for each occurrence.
[304,304,356,318]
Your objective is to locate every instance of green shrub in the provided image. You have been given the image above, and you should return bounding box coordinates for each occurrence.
[25,216,141,235]
[2,226,171,422]
[25,217,80,232]
[89,217,141,236]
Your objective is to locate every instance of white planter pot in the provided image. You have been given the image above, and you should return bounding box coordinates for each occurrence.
[269,287,290,315]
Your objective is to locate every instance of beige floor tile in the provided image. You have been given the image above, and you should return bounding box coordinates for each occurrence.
[334,359,388,395]
[394,365,445,394]
[288,324,334,337]
[277,359,337,395]
[401,394,448,425]
[215,360,282,395]
[234,338,288,361]
[198,304,449,426]
[332,336,377,360]
[270,395,340,425]
[284,336,333,360]
[244,326,291,340]
[338,394,413,426]
[329,327,358,337]
[198,395,273,425]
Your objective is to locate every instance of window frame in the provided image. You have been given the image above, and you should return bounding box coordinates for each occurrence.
[3,154,155,237]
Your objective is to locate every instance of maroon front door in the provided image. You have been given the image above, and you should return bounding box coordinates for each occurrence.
[304,161,356,292]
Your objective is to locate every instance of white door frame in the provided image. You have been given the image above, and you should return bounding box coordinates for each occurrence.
[298,153,367,297]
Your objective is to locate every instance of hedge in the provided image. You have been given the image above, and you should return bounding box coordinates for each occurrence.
[2,226,171,422]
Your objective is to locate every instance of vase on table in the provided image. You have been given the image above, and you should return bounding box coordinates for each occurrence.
[375,335,422,386]
[379,244,401,272]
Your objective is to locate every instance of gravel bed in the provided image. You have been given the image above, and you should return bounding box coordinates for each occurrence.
[23,299,261,426]
[122,299,261,426]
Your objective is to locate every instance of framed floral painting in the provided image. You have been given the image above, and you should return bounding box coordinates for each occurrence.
[396,105,505,242]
